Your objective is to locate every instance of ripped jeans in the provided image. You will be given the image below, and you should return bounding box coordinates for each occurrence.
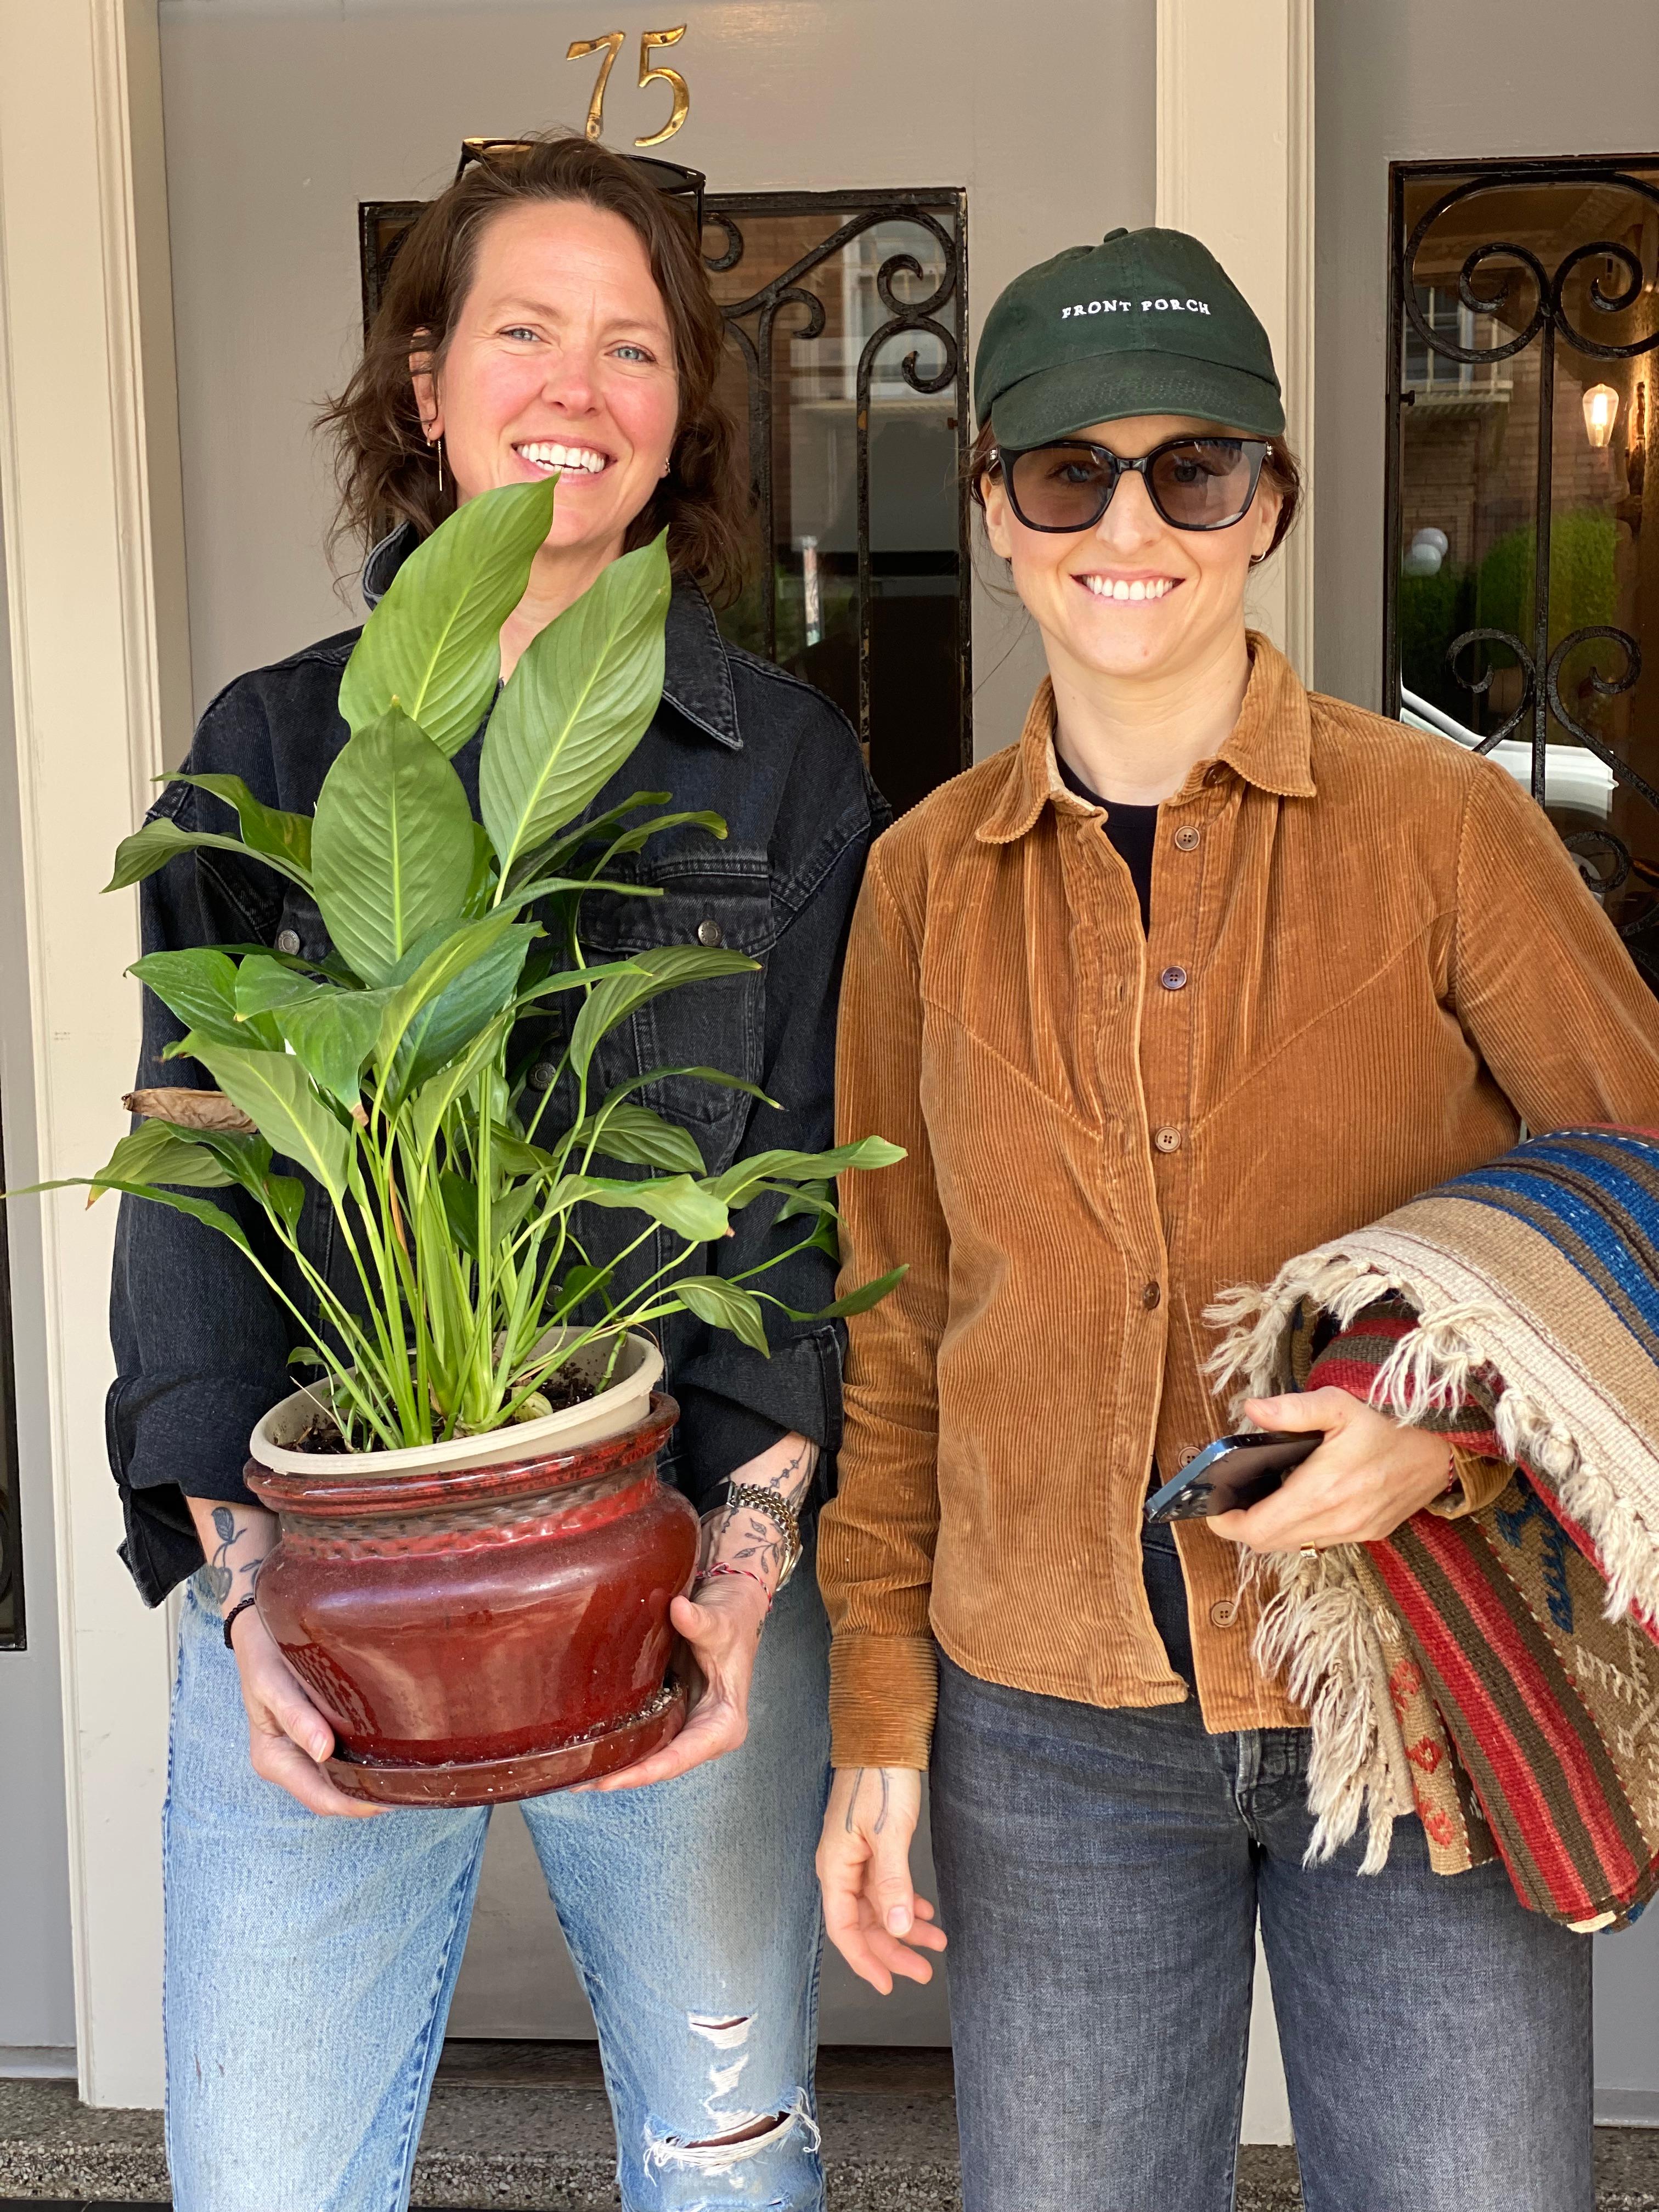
[162,1563,830,2212]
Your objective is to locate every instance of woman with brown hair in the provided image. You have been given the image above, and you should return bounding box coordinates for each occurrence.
[111,133,883,2212]
[816,224,1659,2210]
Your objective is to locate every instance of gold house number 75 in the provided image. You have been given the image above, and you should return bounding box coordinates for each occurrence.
[567,26,691,149]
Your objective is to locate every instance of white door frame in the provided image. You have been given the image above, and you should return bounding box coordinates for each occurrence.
[1157,0,1314,2145]
[1158,0,1315,681]
[0,0,190,2107]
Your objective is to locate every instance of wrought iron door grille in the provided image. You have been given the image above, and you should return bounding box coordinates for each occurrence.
[1386,154,1659,992]
[358,172,973,817]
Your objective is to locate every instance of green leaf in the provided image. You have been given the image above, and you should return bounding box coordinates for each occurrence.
[275,988,390,1109]
[598,1063,778,1113]
[88,1120,235,1203]
[501,873,663,907]
[440,1171,539,1260]
[558,1172,730,1244]
[671,1275,770,1355]
[311,704,475,988]
[129,948,245,1046]
[162,773,313,879]
[184,1035,353,1200]
[775,1178,832,1221]
[573,1102,704,1175]
[105,815,311,895]
[234,953,313,1021]
[392,922,534,1099]
[704,1137,907,1209]
[488,1122,557,1179]
[30,1176,254,1254]
[374,911,527,1085]
[189,1130,307,1236]
[405,1008,517,1159]
[338,477,557,756]
[479,534,673,880]
[462,821,499,917]
[766,1265,909,1323]
[554,1260,614,1311]
[569,945,757,1079]
[596,808,728,859]
[504,789,669,887]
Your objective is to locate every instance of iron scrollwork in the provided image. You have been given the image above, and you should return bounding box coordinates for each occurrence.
[703,190,969,754]
[1387,158,1659,984]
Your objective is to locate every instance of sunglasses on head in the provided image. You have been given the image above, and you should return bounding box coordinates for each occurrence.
[994,434,1272,534]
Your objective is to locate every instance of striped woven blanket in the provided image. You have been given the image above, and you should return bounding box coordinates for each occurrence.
[1208,1127,1659,1933]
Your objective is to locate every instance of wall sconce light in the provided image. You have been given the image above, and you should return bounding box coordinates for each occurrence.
[1583,383,1620,448]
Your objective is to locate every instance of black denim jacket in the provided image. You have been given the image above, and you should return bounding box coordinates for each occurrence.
[108,538,890,1604]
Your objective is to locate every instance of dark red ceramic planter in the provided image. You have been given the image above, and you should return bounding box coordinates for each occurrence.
[245,1393,698,1806]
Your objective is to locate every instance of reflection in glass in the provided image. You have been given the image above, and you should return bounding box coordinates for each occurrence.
[1389,161,1659,990]
[702,195,969,816]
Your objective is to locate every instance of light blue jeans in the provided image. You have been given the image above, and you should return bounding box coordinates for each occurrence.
[162,1561,831,2212]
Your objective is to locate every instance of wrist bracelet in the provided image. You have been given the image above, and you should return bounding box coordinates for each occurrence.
[693,1562,772,1614]
[222,1593,259,1651]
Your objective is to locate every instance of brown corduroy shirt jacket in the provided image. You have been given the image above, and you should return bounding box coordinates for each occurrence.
[819,639,1659,1767]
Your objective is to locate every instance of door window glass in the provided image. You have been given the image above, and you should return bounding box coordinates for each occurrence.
[1387,159,1659,992]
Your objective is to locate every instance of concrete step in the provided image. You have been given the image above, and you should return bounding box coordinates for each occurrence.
[3,2042,1656,2209]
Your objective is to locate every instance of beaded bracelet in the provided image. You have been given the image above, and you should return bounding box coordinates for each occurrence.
[693,1562,773,1614]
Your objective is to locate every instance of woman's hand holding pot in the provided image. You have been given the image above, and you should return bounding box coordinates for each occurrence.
[1207,1386,1454,1554]
[578,1570,770,1793]
[228,1602,384,1819]
[579,1429,819,1793]
[186,1494,381,1820]
[817,1767,947,1994]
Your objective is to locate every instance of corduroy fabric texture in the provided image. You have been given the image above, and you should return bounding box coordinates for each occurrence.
[1209,1128,1659,1932]
[819,639,1659,1769]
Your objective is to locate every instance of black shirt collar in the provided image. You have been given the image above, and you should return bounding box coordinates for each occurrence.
[359,522,742,753]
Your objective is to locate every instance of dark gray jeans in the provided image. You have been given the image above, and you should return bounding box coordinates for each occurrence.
[929,1520,1593,2212]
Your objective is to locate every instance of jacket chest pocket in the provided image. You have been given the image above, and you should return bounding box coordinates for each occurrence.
[528,864,772,1179]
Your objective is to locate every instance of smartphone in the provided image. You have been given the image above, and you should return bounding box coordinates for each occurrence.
[1143,1429,1324,1523]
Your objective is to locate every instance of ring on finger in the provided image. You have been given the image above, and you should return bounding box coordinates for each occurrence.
[1299,1544,1321,1559]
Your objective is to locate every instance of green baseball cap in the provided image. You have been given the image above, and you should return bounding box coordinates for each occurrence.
[975,226,1284,448]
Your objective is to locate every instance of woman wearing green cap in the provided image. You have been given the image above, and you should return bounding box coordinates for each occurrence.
[814,225,1659,2210]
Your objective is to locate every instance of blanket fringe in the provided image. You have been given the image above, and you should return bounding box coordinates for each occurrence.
[1207,1243,1659,1874]
[1248,1547,1415,1871]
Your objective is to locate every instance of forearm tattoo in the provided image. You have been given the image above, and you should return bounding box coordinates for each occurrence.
[200,1505,274,1613]
[704,1435,818,1584]
[844,1767,893,1835]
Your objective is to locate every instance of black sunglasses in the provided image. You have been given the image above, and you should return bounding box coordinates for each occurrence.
[455,140,707,241]
[995,435,1272,534]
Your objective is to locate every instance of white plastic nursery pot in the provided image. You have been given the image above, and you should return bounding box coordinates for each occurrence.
[247,1328,664,1476]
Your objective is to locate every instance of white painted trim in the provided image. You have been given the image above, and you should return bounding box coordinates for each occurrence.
[1156,0,1315,681]
[0,2046,78,2081]
[0,0,189,2109]
[1156,2,1313,2146]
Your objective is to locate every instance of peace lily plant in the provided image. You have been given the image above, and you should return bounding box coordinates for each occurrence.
[64,478,902,1455]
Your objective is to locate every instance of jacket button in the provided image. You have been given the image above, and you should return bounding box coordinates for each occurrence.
[1153,1126,1182,1153]
[1160,965,1188,991]
[1178,1443,1200,1467]
[1203,763,1227,787]
[696,919,724,946]
[1174,825,1201,852]
[1209,1599,1239,1628]
[275,928,301,956]
[529,1059,558,1090]
[1141,1280,1162,1310]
